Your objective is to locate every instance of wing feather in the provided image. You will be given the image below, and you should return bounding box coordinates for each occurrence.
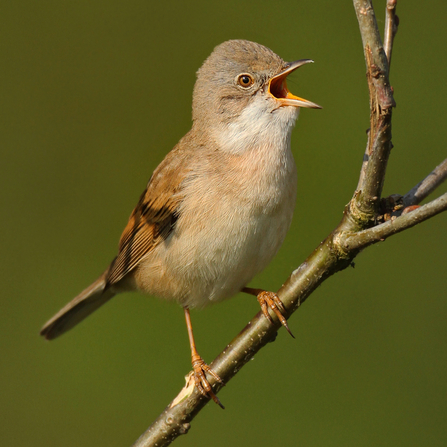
[105,145,190,287]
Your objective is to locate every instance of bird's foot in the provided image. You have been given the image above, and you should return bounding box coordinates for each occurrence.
[191,353,224,409]
[256,290,295,338]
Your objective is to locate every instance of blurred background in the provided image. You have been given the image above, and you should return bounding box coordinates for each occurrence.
[1,1,446,446]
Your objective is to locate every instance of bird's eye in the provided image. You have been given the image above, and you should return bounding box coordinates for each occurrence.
[237,74,254,88]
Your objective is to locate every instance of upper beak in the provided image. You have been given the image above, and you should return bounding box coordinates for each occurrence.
[268,59,322,109]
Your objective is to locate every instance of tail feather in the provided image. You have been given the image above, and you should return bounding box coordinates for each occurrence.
[40,272,115,340]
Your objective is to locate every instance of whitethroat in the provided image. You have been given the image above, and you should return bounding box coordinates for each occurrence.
[41,40,321,408]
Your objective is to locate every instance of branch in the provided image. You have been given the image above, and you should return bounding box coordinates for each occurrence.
[383,0,398,67]
[132,3,447,446]
[353,0,395,218]
[403,158,447,206]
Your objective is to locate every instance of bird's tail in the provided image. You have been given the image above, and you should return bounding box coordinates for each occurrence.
[40,272,115,340]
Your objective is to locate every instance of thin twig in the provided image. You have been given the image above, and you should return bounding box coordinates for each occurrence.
[383,0,398,67]
[403,158,447,206]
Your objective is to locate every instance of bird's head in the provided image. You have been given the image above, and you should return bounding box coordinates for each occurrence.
[192,40,321,149]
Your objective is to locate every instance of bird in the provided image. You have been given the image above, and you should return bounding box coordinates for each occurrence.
[40,39,321,408]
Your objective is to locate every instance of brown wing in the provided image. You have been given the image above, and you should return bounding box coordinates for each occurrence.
[105,145,190,287]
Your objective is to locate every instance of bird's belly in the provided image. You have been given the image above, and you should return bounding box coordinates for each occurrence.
[164,213,289,307]
[134,146,297,308]
[164,172,296,307]
[201,207,293,305]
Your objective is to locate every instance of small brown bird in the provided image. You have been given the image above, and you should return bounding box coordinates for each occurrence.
[40,39,321,408]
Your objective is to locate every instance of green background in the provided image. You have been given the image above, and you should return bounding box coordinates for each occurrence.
[2,1,446,446]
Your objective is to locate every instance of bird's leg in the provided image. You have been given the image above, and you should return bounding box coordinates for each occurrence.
[183,307,224,409]
[242,287,294,338]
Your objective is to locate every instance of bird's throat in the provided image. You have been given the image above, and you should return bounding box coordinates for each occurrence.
[213,97,299,155]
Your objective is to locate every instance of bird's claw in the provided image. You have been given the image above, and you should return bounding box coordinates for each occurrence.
[191,354,225,409]
[257,291,295,338]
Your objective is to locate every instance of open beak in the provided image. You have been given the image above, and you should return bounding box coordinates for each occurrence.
[268,59,322,109]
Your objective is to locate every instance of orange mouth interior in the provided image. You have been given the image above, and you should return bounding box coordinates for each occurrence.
[269,75,304,102]
[269,75,290,99]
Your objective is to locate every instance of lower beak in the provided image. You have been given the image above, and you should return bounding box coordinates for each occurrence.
[269,59,322,109]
